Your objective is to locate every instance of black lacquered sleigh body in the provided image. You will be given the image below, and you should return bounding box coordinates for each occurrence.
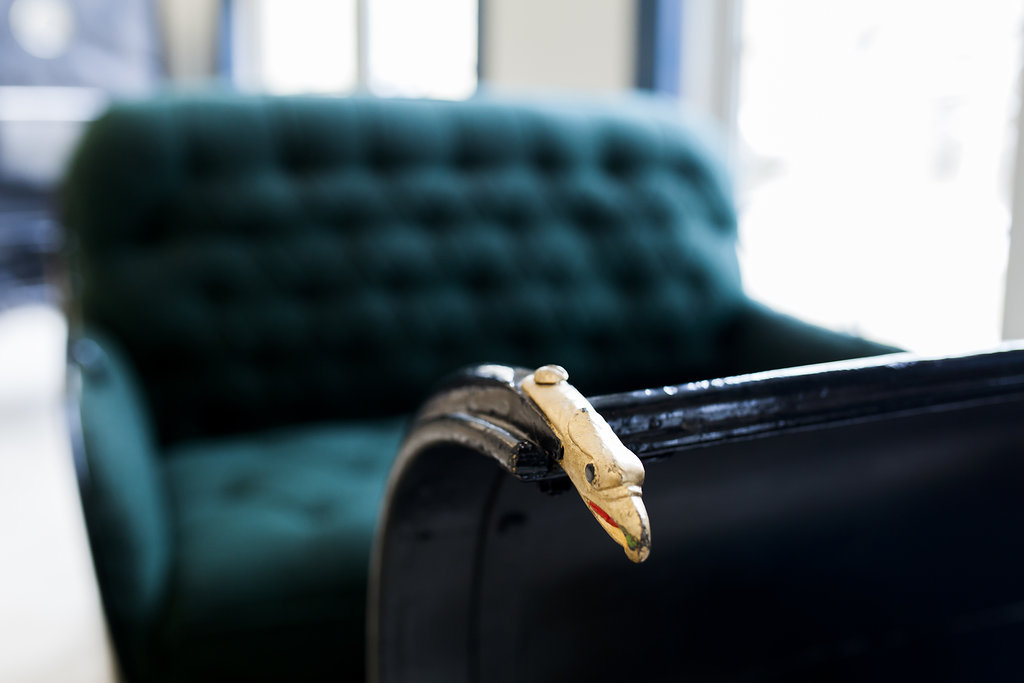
[371,347,1024,683]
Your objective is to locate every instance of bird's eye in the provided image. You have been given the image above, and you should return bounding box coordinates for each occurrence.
[585,463,595,485]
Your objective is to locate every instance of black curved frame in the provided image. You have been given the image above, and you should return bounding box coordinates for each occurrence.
[370,346,1024,683]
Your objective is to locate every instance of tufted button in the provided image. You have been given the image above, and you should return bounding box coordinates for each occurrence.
[222,474,260,499]
[602,145,641,178]
[533,149,566,174]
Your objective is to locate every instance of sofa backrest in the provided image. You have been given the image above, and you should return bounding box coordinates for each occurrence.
[64,95,744,445]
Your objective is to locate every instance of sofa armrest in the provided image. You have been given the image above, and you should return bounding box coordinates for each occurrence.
[717,300,903,375]
[71,330,170,635]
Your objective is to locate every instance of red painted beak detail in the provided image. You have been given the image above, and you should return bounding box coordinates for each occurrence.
[587,500,641,552]
[587,500,616,527]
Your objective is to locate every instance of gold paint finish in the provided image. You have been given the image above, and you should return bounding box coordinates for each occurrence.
[523,366,651,563]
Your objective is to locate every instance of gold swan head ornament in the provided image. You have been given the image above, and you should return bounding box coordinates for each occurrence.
[523,365,651,563]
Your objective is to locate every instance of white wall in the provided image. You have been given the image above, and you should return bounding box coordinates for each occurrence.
[480,0,635,92]
[157,0,220,83]
[679,0,742,128]
[1002,77,1024,341]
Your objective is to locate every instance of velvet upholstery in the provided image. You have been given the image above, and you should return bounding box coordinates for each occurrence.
[64,94,898,682]
[158,419,404,681]
[74,331,169,637]
[65,95,744,445]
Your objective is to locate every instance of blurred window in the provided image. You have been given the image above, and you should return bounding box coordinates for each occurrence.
[246,0,358,94]
[0,0,156,308]
[736,1,1024,353]
[367,0,477,99]
[233,0,477,99]
[0,0,158,91]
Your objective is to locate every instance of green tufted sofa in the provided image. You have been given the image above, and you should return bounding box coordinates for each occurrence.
[63,94,897,682]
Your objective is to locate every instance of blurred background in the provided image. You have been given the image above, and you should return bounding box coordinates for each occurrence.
[1,1,1023,681]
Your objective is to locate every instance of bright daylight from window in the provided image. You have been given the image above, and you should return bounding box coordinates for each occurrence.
[367,0,477,99]
[737,0,1024,354]
[238,0,477,100]
[249,0,359,94]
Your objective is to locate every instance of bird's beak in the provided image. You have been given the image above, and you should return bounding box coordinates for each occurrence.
[584,491,651,563]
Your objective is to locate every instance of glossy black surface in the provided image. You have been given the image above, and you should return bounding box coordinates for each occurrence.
[595,346,1024,458]
[371,348,1024,683]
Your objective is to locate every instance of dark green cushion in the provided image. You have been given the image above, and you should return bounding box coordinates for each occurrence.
[712,301,902,378]
[75,331,170,635]
[64,94,743,445]
[156,418,405,681]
